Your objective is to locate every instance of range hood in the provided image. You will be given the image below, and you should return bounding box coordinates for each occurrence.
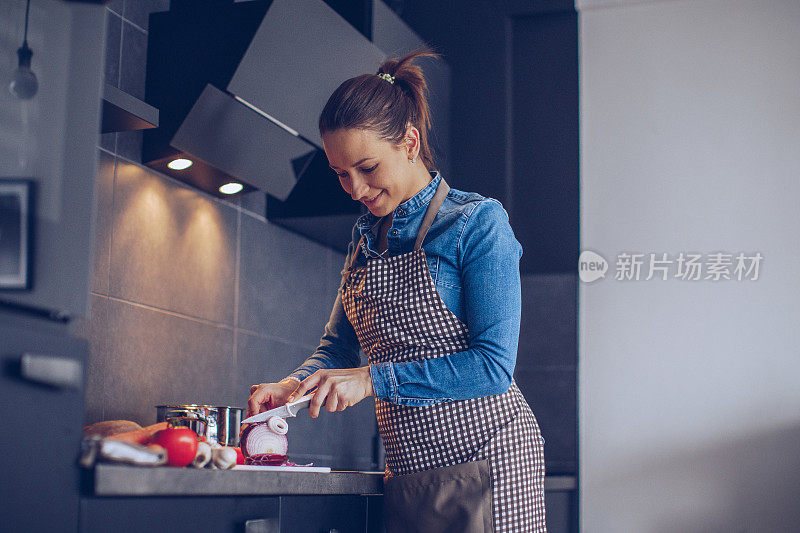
[143,0,385,250]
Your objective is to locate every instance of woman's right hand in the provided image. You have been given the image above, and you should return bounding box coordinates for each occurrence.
[241,378,299,438]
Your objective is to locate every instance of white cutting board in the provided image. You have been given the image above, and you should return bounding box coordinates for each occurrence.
[232,464,331,473]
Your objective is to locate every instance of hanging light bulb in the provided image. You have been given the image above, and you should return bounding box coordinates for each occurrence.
[9,0,38,100]
[10,44,37,100]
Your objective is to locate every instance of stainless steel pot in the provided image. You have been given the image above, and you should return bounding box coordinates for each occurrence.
[155,404,244,446]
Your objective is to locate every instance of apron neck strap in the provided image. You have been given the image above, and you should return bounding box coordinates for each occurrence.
[347,177,450,269]
[414,178,449,251]
[349,233,367,270]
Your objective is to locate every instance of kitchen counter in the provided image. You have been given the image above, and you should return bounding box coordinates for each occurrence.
[91,464,384,496]
[91,464,576,497]
[85,466,576,532]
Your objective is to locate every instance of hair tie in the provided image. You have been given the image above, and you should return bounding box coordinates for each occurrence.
[377,72,395,84]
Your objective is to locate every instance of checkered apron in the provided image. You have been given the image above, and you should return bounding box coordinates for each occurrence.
[340,179,547,532]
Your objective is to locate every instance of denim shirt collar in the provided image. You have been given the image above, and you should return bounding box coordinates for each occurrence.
[398,170,442,215]
[356,170,442,232]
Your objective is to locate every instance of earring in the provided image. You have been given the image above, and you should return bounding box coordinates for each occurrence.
[410,157,417,164]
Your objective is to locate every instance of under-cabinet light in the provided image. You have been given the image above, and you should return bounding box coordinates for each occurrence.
[219,182,244,195]
[167,158,193,170]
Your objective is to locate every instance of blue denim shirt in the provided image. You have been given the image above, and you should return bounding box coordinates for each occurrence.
[287,171,524,406]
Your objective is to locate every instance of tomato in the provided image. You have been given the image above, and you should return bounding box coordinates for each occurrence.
[232,446,245,465]
[150,427,198,467]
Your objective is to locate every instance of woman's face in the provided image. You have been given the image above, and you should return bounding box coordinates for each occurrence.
[322,127,425,218]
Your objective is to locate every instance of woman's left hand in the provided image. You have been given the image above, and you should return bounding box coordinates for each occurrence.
[289,367,374,418]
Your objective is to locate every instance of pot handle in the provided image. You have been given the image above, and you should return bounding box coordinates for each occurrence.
[165,409,209,436]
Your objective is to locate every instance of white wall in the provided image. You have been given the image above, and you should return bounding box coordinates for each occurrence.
[577,0,800,530]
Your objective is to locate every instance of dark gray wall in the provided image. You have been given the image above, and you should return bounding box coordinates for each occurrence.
[68,0,377,471]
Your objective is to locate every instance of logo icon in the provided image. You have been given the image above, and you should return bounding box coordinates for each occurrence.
[579,250,608,283]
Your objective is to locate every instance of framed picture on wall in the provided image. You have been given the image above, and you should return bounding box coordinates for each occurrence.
[0,179,34,290]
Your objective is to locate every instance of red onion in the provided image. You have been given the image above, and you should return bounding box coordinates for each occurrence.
[246,453,288,466]
[241,416,289,465]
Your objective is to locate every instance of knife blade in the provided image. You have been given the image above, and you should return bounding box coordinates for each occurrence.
[241,393,315,424]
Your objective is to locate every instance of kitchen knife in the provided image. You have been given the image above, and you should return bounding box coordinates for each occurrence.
[241,394,315,424]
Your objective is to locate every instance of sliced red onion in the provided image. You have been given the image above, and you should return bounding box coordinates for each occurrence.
[241,416,288,459]
[246,453,288,466]
[267,416,288,435]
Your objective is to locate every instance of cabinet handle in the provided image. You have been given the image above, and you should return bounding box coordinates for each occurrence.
[20,352,82,390]
[244,518,280,533]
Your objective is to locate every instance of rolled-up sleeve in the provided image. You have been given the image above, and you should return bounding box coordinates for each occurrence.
[370,199,523,405]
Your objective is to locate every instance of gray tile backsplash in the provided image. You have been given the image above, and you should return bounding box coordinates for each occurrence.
[123,0,169,32]
[91,150,115,295]
[116,129,143,163]
[238,190,267,220]
[119,22,147,101]
[106,0,123,17]
[238,214,336,348]
[99,131,117,153]
[235,331,317,398]
[73,295,112,424]
[99,295,237,426]
[104,11,121,87]
[109,160,238,325]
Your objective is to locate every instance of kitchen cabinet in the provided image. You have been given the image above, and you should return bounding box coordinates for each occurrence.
[80,465,383,532]
[79,495,375,533]
[0,314,87,533]
[544,476,579,533]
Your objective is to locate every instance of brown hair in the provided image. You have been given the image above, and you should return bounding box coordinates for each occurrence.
[318,46,442,172]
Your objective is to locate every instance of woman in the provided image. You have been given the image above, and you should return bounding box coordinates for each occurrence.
[247,47,546,532]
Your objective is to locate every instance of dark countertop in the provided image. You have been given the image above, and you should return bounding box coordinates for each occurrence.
[91,464,577,497]
[92,464,384,496]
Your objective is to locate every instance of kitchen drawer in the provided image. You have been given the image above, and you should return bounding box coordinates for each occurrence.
[79,496,281,533]
[79,495,381,533]
[546,489,579,533]
[279,495,373,533]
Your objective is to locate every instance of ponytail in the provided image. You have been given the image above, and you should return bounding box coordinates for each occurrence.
[318,46,443,172]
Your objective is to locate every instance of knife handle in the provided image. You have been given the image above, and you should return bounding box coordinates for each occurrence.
[285,394,314,416]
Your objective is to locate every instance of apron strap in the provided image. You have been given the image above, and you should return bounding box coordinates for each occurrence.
[414,178,449,251]
[346,177,450,270]
[347,233,368,270]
